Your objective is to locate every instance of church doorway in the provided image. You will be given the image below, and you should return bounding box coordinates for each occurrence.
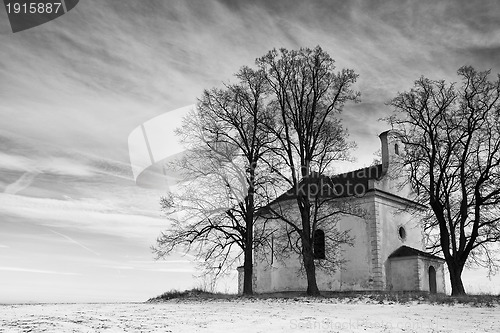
[428,266,437,293]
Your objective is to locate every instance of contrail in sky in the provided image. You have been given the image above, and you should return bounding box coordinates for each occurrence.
[4,171,40,194]
[49,229,101,256]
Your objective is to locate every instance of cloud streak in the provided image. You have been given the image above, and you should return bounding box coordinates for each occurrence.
[0,266,80,276]
[4,172,39,194]
[49,229,101,256]
[0,193,166,241]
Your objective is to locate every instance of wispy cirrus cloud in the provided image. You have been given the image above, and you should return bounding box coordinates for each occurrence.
[0,152,97,194]
[0,266,80,276]
[0,140,130,179]
[2,0,500,169]
[0,193,166,242]
[100,264,195,274]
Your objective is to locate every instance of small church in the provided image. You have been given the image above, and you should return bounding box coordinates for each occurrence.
[238,130,446,294]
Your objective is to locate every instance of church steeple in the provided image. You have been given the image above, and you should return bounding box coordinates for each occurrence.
[379,130,403,175]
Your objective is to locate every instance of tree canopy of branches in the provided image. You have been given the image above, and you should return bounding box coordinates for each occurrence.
[388,66,500,295]
[255,46,360,295]
[153,46,360,297]
[152,66,274,295]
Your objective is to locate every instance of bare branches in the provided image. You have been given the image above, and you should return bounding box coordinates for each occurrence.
[387,65,500,295]
[255,46,360,295]
[152,66,278,295]
[153,46,360,296]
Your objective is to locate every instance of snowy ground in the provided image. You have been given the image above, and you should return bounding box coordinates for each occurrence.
[0,299,498,333]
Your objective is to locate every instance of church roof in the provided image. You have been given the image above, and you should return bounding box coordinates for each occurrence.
[388,246,444,261]
[273,164,384,203]
[329,163,384,195]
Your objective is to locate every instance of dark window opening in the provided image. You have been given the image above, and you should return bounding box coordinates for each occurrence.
[429,266,437,293]
[395,143,399,155]
[313,229,325,259]
[398,226,406,241]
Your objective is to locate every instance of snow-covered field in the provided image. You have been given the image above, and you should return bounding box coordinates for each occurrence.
[0,299,498,333]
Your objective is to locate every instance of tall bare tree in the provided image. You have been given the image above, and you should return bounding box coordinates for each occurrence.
[152,67,274,295]
[256,46,360,295]
[388,66,500,295]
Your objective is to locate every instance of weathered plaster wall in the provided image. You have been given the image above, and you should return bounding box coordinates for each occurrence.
[332,197,374,290]
[387,257,419,291]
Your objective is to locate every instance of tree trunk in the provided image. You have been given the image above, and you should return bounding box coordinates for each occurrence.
[448,262,466,296]
[242,215,253,295]
[243,247,253,295]
[243,170,255,295]
[302,238,320,296]
[298,195,320,296]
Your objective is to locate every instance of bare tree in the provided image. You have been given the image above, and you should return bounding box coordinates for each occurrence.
[152,67,275,295]
[255,46,360,295]
[387,66,500,295]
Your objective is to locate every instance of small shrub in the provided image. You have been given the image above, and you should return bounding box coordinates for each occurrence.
[147,288,236,302]
[147,288,206,302]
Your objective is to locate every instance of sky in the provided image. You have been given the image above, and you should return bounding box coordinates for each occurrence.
[1,0,500,303]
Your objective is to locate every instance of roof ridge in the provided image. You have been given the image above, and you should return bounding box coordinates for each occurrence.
[330,164,383,179]
[302,164,383,180]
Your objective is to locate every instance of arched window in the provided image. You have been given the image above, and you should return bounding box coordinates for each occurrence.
[395,143,399,155]
[313,229,325,259]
